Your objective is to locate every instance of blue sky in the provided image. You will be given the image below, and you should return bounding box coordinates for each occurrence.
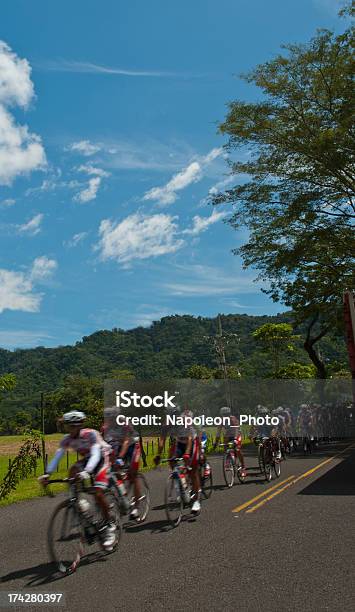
[0,0,345,349]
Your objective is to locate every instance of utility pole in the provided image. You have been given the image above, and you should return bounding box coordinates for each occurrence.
[203,314,240,407]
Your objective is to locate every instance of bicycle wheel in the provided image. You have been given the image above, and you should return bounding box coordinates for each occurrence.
[223,452,235,487]
[263,447,273,482]
[47,500,85,574]
[126,473,150,523]
[264,461,273,482]
[258,445,264,472]
[165,474,183,527]
[273,458,281,478]
[200,464,213,499]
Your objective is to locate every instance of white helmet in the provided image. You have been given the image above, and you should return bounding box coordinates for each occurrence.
[166,403,181,414]
[63,410,85,424]
[220,406,231,416]
[104,406,120,418]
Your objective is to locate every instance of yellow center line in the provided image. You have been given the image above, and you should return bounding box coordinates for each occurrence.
[246,478,299,513]
[245,442,355,514]
[232,475,295,513]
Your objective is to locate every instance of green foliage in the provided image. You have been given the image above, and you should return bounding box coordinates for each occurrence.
[0,373,16,394]
[0,313,348,431]
[0,430,42,500]
[273,362,317,379]
[215,17,355,373]
[252,323,300,373]
[187,365,216,379]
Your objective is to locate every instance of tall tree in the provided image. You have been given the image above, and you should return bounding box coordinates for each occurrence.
[215,9,355,376]
[252,323,299,374]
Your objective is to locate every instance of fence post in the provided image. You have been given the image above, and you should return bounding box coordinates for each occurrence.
[40,392,46,475]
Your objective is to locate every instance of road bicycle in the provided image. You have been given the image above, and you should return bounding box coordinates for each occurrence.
[46,477,122,574]
[163,457,200,527]
[254,437,281,481]
[109,464,150,523]
[220,442,246,487]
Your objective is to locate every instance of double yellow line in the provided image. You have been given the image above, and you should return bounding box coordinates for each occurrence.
[232,442,355,515]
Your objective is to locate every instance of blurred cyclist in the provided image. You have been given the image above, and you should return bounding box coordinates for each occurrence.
[102,406,141,521]
[213,406,246,477]
[38,410,116,549]
[154,404,201,515]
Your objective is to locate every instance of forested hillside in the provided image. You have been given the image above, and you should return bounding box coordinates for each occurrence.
[0,312,348,421]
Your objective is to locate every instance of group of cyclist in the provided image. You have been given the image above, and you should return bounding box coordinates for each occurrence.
[38,403,246,549]
[38,399,347,550]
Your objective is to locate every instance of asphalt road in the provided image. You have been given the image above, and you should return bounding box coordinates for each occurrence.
[1,441,355,612]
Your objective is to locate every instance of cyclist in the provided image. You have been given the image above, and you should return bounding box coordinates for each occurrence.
[154,404,201,515]
[271,407,286,458]
[102,406,141,521]
[213,407,246,477]
[38,410,116,549]
[250,405,281,459]
[297,403,314,449]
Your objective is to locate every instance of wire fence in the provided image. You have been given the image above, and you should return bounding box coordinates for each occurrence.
[1,433,229,481]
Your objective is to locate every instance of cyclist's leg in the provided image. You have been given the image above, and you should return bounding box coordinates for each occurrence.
[189,438,201,496]
[126,442,141,507]
[92,455,111,522]
[234,437,246,470]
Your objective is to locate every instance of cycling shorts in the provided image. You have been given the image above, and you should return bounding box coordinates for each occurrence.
[170,438,199,467]
[76,453,110,490]
[112,441,141,471]
[225,434,242,450]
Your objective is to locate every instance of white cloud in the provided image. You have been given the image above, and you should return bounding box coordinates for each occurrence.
[183,209,227,236]
[202,147,223,164]
[0,41,34,107]
[0,198,15,208]
[0,330,53,349]
[74,176,102,203]
[64,231,88,248]
[67,140,101,156]
[17,213,43,236]
[38,60,182,78]
[72,164,110,202]
[0,269,40,313]
[0,41,46,185]
[97,212,184,264]
[0,256,56,314]
[144,162,201,205]
[143,147,223,206]
[208,175,234,197]
[77,164,110,178]
[164,264,257,297]
[30,256,57,281]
